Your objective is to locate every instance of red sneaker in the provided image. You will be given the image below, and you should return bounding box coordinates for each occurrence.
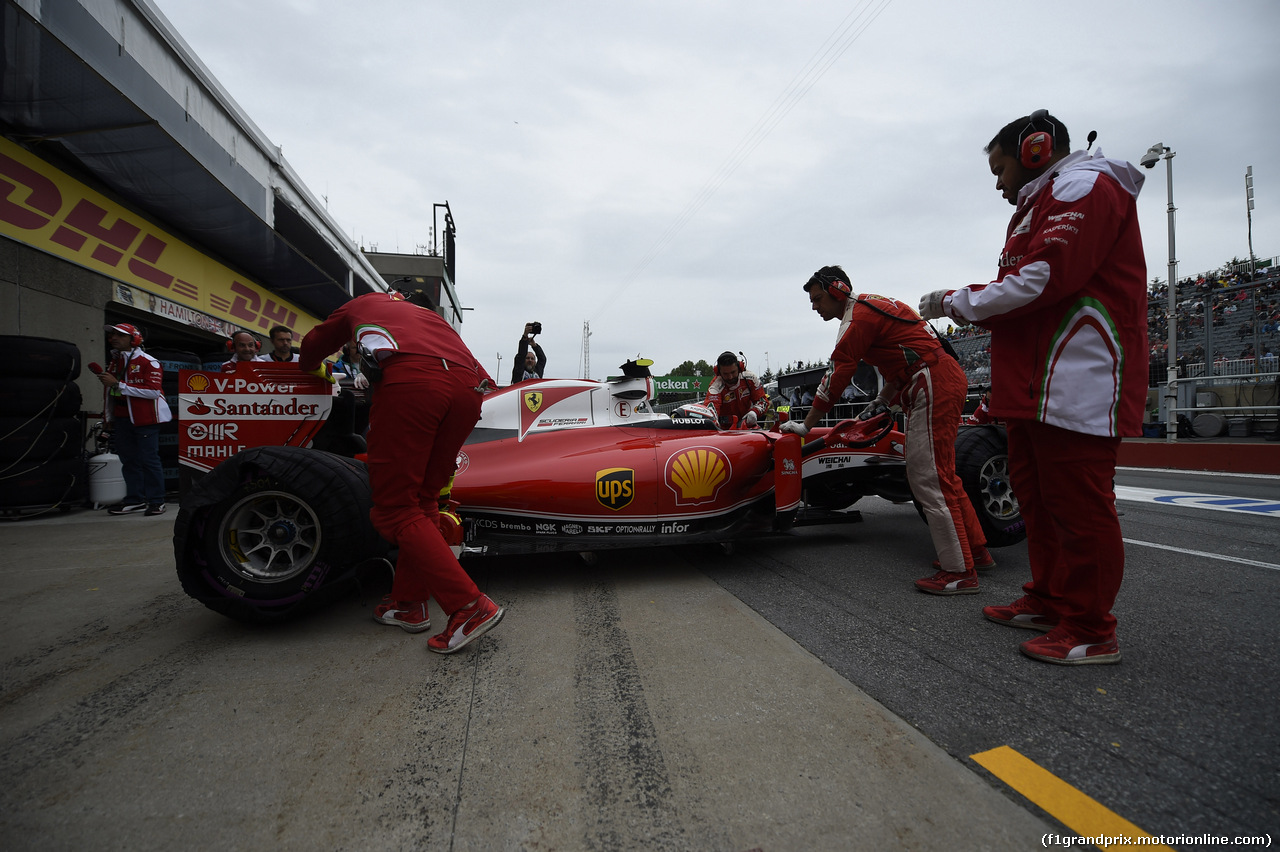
[373,597,431,633]
[427,595,505,654]
[932,546,997,571]
[914,567,979,595]
[983,596,1056,632]
[1020,626,1121,666]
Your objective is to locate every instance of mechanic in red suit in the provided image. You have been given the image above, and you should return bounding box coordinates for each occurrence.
[782,266,990,592]
[703,351,770,429]
[299,288,504,654]
[920,110,1147,666]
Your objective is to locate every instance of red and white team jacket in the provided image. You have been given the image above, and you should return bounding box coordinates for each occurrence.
[299,291,492,385]
[105,347,172,426]
[942,149,1148,437]
[814,294,949,415]
[703,370,769,424]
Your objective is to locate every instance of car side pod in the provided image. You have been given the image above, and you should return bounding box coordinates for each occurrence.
[773,432,803,530]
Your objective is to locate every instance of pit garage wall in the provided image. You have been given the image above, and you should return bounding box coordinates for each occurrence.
[0,137,322,407]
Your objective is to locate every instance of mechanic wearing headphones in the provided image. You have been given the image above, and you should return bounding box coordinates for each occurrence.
[98,323,172,516]
[919,111,1147,666]
[299,288,504,654]
[220,330,261,371]
[783,266,990,592]
[703,350,769,429]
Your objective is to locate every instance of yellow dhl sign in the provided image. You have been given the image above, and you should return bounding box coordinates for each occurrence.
[0,136,320,335]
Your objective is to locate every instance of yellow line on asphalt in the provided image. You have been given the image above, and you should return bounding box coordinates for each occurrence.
[971,745,1175,851]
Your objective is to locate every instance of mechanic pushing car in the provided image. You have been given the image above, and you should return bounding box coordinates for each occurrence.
[703,350,770,429]
[781,266,991,593]
[299,287,505,654]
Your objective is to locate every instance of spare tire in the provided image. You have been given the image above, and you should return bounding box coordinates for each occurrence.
[0,457,88,509]
[173,446,388,623]
[0,378,82,417]
[954,425,1025,548]
[0,415,83,461]
[0,335,80,380]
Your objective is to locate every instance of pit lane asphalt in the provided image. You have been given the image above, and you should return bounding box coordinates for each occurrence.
[0,505,1052,850]
[700,467,1280,843]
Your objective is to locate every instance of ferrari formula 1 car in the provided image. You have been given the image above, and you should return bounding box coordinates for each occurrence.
[173,361,1022,623]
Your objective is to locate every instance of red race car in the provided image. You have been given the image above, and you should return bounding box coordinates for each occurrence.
[174,360,1021,622]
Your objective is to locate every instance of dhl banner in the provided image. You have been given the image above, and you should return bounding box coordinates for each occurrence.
[0,136,320,336]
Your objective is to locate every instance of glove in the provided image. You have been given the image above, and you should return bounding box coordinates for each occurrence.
[353,373,370,390]
[740,410,758,429]
[918,289,953,320]
[779,420,808,436]
[858,400,889,421]
[304,363,336,384]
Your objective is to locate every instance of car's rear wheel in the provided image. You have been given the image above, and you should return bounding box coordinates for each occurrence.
[174,446,387,623]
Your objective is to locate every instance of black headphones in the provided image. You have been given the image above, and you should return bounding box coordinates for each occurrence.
[1018,109,1056,170]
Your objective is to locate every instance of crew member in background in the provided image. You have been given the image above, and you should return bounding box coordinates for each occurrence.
[703,350,769,429]
[511,323,546,384]
[221,330,261,371]
[782,266,990,591]
[919,110,1148,666]
[299,288,504,655]
[98,323,172,516]
[331,340,370,389]
[259,325,300,363]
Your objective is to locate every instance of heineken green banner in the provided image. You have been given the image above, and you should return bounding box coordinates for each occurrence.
[652,375,711,395]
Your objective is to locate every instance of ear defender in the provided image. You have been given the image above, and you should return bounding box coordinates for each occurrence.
[1019,109,1055,170]
[824,275,852,302]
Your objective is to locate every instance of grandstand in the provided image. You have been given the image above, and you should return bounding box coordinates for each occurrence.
[942,257,1280,437]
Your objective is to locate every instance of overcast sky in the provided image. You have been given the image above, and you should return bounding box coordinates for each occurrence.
[154,0,1279,381]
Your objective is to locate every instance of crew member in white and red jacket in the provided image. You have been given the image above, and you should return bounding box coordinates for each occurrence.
[920,110,1148,666]
[97,323,172,516]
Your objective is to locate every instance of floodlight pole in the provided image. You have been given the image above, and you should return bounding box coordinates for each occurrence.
[1161,149,1178,443]
[1144,143,1179,443]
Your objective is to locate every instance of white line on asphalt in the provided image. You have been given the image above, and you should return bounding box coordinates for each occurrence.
[1122,538,1280,572]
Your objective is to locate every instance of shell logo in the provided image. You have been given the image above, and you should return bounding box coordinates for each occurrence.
[665,446,731,505]
[186,374,210,392]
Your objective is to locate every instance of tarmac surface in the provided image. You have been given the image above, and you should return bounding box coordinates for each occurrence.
[0,506,1053,851]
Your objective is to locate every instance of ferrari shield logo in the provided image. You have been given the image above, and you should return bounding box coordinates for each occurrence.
[596,468,635,511]
[523,391,543,413]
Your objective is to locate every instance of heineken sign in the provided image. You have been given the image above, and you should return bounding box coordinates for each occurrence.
[652,375,711,395]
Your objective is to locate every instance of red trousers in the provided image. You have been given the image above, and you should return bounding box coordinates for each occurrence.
[1005,419,1123,640]
[366,356,484,614]
[902,357,986,570]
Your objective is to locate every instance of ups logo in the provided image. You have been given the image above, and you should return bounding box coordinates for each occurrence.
[595,468,635,511]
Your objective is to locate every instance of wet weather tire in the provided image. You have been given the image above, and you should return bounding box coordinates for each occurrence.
[954,426,1024,548]
[0,336,80,380]
[173,446,387,623]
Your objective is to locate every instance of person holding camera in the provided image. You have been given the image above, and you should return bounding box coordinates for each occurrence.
[511,322,546,384]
